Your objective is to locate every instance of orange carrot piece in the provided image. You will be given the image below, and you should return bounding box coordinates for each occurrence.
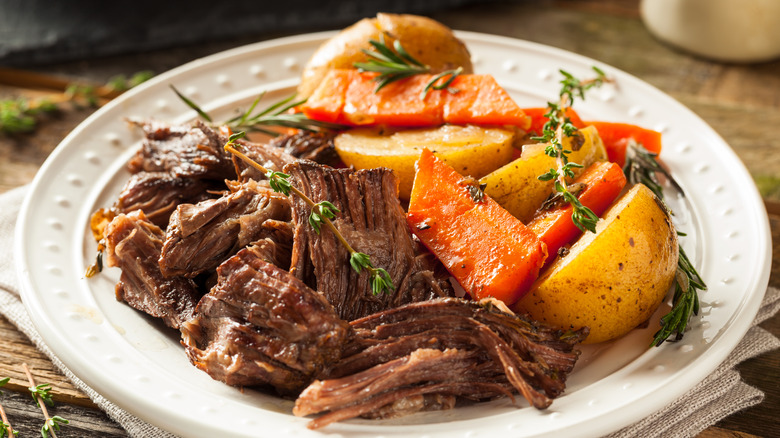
[407,149,547,305]
[442,75,531,129]
[527,161,627,267]
[522,107,586,137]
[586,121,662,167]
[300,69,531,128]
[301,69,353,124]
[343,73,444,126]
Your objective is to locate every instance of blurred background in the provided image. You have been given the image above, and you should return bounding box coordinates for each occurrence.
[0,1,778,437]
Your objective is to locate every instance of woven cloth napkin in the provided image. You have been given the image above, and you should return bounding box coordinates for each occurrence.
[1,184,778,438]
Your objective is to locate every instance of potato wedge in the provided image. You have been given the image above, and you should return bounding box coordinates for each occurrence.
[479,125,607,223]
[334,125,515,199]
[298,13,473,98]
[513,184,679,344]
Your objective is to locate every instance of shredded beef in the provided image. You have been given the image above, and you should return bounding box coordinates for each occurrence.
[293,297,587,429]
[180,247,350,395]
[286,161,452,321]
[115,171,219,228]
[159,179,291,278]
[103,210,201,329]
[127,119,236,180]
[268,131,339,166]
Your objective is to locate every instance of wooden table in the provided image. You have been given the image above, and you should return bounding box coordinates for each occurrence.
[0,1,777,436]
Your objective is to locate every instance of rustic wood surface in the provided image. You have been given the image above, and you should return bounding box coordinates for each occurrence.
[0,1,777,437]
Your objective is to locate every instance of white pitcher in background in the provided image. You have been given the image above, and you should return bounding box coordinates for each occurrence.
[640,0,780,63]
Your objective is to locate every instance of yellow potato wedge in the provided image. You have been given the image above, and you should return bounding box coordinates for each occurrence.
[479,125,607,223]
[513,184,679,344]
[298,13,473,98]
[334,124,515,199]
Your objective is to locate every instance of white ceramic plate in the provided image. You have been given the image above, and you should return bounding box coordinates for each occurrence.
[16,31,772,438]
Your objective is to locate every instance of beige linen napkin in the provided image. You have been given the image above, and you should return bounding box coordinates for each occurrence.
[0,184,778,438]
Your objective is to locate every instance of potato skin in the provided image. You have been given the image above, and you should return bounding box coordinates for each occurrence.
[334,124,515,199]
[298,13,473,98]
[480,125,608,223]
[513,184,679,344]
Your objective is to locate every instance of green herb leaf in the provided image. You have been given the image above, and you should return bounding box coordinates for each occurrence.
[309,201,340,234]
[265,170,292,196]
[170,85,213,122]
[370,267,395,295]
[29,383,54,407]
[41,416,69,438]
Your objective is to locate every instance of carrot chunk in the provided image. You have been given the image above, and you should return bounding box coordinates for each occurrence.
[301,70,531,128]
[527,161,627,267]
[586,121,662,167]
[407,149,547,305]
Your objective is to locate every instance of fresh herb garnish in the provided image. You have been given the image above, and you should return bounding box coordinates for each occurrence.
[224,133,395,296]
[625,140,708,346]
[353,35,463,97]
[171,87,346,135]
[28,383,54,408]
[22,364,68,438]
[652,236,706,346]
[0,377,16,437]
[623,139,683,200]
[535,67,610,233]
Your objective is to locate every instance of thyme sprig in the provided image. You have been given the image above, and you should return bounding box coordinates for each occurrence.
[535,67,610,233]
[353,36,462,97]
[624,141,708,346]
[22,364,69,438]
[28,383,54,408]
[0,378,16,437]
[171,87,346,135]
[224,132,394,295]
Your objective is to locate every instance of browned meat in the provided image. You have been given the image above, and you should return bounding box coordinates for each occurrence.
[103,210,201,329]
[127,120,236,180]
[159,179,292,278]
[268,131,339,166]
[293,298,588,429]
[231,137,297,183]
[115,171,219,228]
[245,219,295,269]
[286,161,452,321]
[180,247,351,395]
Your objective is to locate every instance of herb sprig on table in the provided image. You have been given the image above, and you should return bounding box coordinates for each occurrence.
[353,35,463,97]
[0,377,17,437]
[0,71,153,135]
[21,364,69,438]
[224,132,394,296]
[534,67,610,233]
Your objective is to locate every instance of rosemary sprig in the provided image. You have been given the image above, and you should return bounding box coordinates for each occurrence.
[624,140,708,346]
[623,139,683,200]
[22,364,69,438]
[0,378,16,437]
[171,87,346,135]
[535,67,610,233]
[652,237,706,346]
[353,35,463,96]
[224,132,394,295]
